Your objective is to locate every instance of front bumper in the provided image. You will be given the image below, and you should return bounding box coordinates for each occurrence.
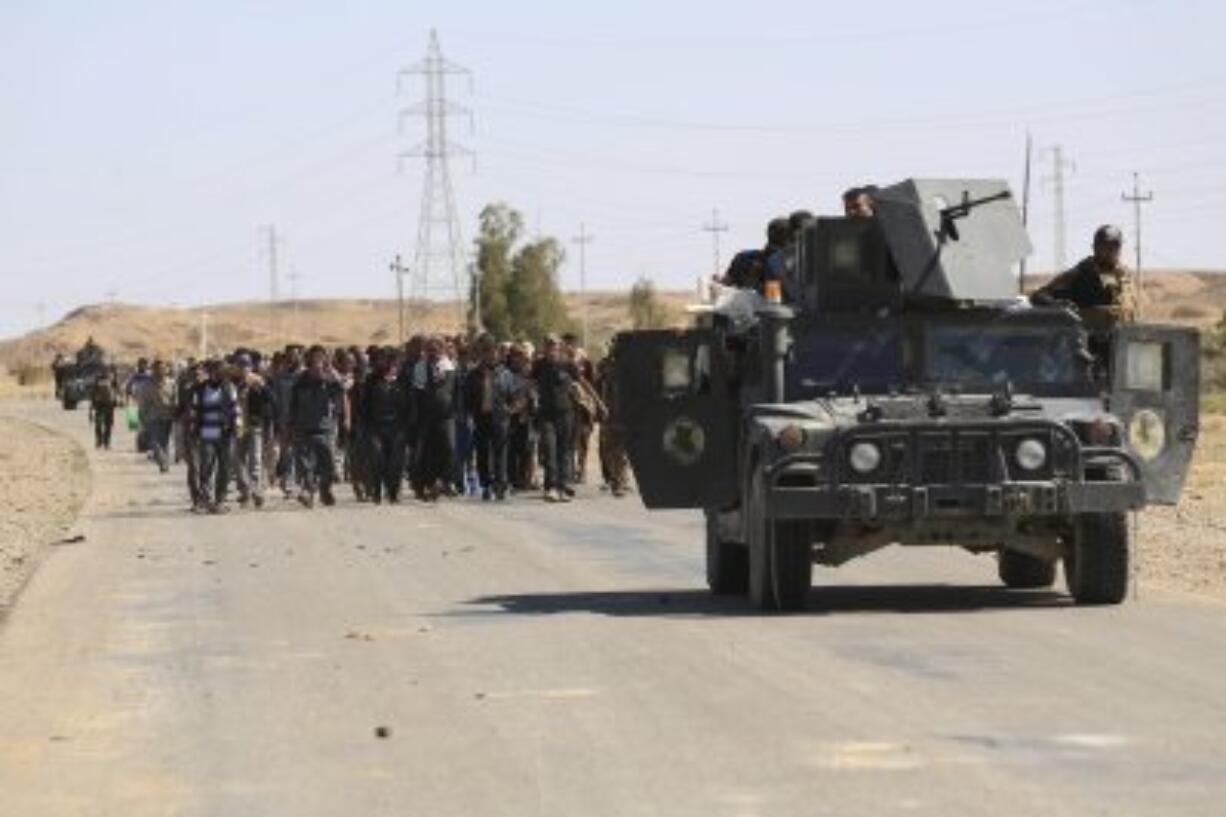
[766,479,1144,520]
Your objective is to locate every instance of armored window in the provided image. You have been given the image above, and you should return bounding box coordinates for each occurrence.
[1123,341,1168,392]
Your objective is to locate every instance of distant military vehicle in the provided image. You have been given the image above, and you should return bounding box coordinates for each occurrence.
[59,338,109,410]
[613,178,1199,611]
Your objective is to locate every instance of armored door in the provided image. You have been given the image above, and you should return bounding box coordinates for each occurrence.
[611,329,739,509]
[1110,323,1200,504]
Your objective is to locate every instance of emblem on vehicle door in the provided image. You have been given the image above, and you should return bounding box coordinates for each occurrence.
[662,416,705,466]
[1129,408,1166,461]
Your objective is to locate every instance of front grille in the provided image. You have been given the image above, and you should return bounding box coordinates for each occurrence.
[919,434,953,483]
[838,426,1070,486]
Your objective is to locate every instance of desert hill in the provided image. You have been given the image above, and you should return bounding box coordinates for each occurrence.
[0,291,694,372]
[3,270,1224,374]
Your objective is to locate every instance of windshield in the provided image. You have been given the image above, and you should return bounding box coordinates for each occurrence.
[924,323,1089,394]
[787,323,903,396]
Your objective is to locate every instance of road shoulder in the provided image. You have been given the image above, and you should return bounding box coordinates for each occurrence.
[0,411,91,618]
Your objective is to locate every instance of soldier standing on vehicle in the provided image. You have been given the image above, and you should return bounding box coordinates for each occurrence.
[1032,225,1137,327]
[842,186,877,219]
[1032,225,1137,370]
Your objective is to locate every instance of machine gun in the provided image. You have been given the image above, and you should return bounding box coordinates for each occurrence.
[936,188,1013,244]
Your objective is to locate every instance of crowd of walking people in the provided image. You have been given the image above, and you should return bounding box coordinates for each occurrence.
[91,332,630,514]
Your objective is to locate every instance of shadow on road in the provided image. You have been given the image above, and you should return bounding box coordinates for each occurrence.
[461,584,1070,618]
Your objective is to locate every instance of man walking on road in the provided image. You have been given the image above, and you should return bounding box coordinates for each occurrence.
[88,371,119,450]
[138,360,177,473]
[232,353,272,509]
[189,359,238,514]
[532,335,577,503]
[360,347,410,504]
[289,345,344,508]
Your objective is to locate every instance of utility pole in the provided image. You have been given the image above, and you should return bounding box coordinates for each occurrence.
[1041,145,1075,273]
[391,254,409,344]
[288,265,303,341]
[701,209,729,278]
[1019,132,1033,293]
[571,223,594,349]
[398,30,474,332]
[1122,172,1154,311]
[262,225,283,347]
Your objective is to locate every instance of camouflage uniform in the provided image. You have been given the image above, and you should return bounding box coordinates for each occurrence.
[1034,256,1137,379]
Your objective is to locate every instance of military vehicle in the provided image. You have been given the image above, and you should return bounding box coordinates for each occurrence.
[612,178,1199,611]
[58,338,109,410]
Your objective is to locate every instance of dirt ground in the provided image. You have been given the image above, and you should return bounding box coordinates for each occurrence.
[0,414,91,615]
[1137,413,1226,601]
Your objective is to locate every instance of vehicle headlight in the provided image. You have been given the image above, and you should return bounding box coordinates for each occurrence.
[849,441,882,474]
[1015,438,1047,471]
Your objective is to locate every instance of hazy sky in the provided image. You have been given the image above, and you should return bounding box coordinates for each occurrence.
[2,0,1224,338]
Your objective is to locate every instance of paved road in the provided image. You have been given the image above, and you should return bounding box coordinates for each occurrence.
[2,402,1226,817]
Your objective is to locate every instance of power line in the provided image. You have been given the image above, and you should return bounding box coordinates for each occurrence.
[398,29,473,332]
[701,209,729,278]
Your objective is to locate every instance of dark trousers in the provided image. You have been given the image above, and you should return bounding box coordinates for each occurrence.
[507,419,535,489]
[197,437,231,506]
[366,428,405,501]
[92,405,115,449]
[472,416,508,491]
[295,432,335,496]
[537,413,573,492]
[413,419,454,495]
[147,418,173,470]
[184,437,202,506]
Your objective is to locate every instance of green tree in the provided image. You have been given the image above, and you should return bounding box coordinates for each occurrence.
[471,202,523,338]
[506,238,573,340]
[628,276,669,329]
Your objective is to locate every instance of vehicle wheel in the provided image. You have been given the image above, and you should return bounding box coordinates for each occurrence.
[747,469,811,612]
[706,512,748,595]
[1064,513,1129,605]
[998,550,1057,589]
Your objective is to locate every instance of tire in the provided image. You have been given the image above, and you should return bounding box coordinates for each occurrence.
[998,550,1057,589]
[1064,513,1129,605]
[747,469,811,612]
[706,512,748,595]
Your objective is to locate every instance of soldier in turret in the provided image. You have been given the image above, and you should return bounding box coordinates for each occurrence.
[1032,225,1137,330]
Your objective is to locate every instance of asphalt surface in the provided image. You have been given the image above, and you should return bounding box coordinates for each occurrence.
[3,402,1226,817]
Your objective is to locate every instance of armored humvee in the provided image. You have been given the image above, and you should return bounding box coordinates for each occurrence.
[59,338,109,410]
[612,179,1199,611]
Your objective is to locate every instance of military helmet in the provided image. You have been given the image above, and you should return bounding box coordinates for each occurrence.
[1094,224,1124,246]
